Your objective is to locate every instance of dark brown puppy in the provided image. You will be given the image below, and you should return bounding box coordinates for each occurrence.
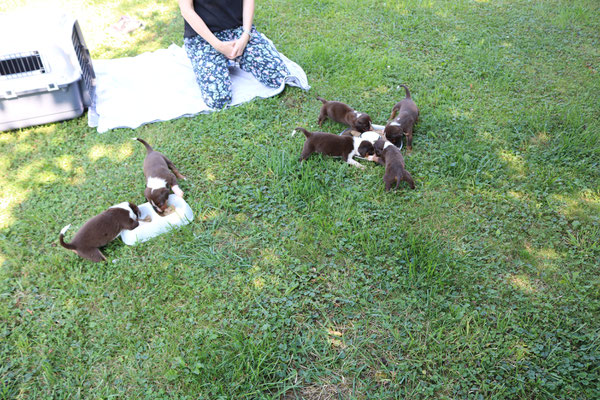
[373,138,415,190]
[294,127,374,169]
[134,138,186,215]
[385,84,419,150]
[317,96,373,133]
[59,202,141,262]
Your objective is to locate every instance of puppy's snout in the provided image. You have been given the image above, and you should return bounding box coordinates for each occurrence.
[151,203,166,214]
[154,203,169,215]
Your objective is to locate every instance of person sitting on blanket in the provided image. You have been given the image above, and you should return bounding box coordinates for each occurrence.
[178,0,290,109]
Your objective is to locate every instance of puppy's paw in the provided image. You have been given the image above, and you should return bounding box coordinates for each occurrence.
[172,185,184,198]
[348,159,365,169]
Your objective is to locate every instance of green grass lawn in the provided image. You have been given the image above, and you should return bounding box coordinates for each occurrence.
[1,0,599,398]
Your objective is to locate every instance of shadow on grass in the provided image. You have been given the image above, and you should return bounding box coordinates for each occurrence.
[0,122,137,266]
[68,0,184,60]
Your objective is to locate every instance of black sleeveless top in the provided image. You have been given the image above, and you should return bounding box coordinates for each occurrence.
[184,0,243,38]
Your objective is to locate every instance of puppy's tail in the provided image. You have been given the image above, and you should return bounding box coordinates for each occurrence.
[294,127,312,138]
[133,137,153,153]
[59,224,76,250]
[399,84,411,99]
[316,96,327,104]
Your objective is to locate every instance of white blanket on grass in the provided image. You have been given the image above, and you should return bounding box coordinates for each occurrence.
[88,41,310,133]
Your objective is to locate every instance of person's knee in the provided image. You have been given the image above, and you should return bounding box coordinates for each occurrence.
[195,71,232,109]
[262,77,283,88]
[258,67,289,88]
[241,52,289,88]
[202,90,231,109]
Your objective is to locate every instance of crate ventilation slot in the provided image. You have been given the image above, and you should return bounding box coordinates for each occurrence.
[72,24,96,106]
[0,51,46,79]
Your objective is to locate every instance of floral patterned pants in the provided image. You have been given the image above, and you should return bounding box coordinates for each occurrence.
[184,26,290,109]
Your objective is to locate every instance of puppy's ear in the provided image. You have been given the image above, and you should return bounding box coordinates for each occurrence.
[160,188,170,202]
[358,115,373,133]
[129,202,142,218]
[120,211,139,229]
[144,187,153,202]
[373,138,385,156]
[358,141,375,157]
[125,218,140,230]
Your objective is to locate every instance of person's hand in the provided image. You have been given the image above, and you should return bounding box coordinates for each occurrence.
[230,33,250,59]
[213,40,237,59]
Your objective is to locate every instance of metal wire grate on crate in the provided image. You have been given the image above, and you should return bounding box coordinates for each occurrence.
[0,51,46,79]
[72,22,95,108]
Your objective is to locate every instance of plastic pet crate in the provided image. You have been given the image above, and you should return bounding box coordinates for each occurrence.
[0,10,96,131]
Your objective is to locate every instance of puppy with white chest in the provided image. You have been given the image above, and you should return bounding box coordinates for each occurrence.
[134,138,186,215]
[294,127,375,169]
[384,84,419,150]
[373,138,416,190]
[316,96,373,133]
[59,202,141,262]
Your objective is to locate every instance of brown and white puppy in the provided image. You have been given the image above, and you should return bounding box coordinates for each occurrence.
[134,138,186,215]
[373,138,415,190]
[294,127,375,169]
[385,84,419,150]
[317,96,373,133]
[59,202,141,262]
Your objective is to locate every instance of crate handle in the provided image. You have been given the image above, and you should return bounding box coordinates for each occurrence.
[3,90,17,99]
